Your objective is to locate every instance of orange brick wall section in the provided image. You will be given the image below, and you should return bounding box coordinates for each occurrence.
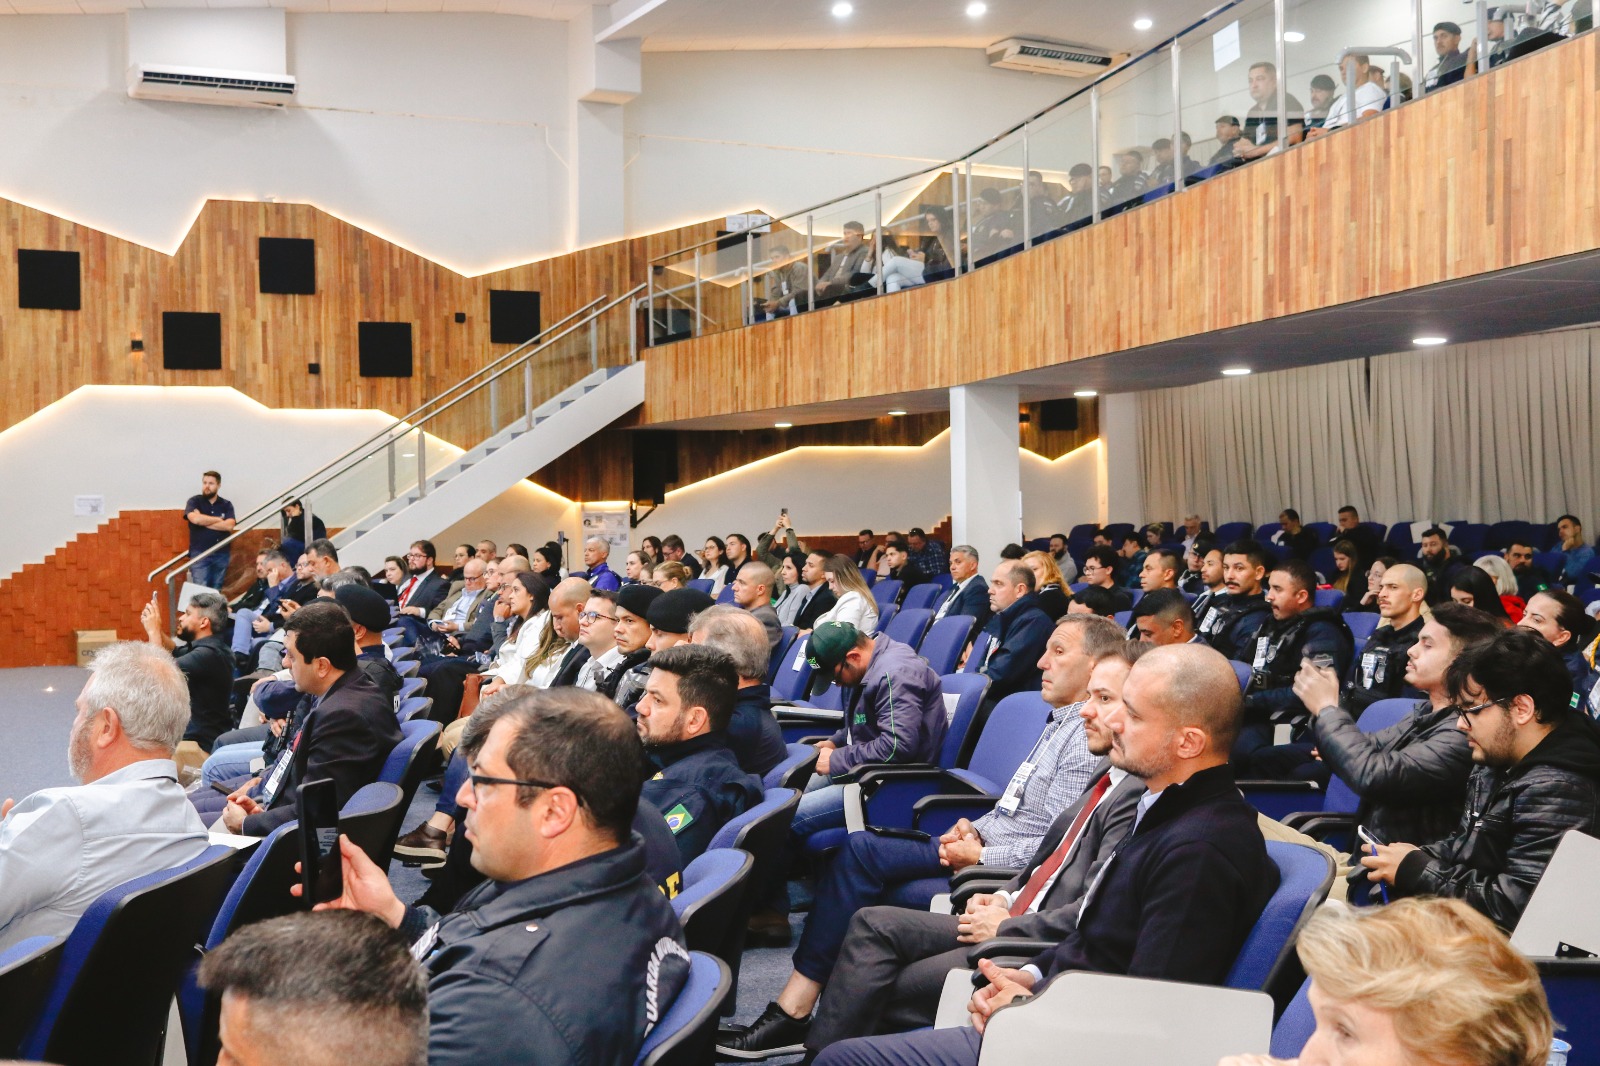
[0,510,267,669]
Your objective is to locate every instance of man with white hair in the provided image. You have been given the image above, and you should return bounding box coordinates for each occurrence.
[583,537,622,592]
[0,642,209,951]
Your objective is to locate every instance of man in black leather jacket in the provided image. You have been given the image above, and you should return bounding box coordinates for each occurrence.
[1363,628,1600,929]
[308,687,690,1065]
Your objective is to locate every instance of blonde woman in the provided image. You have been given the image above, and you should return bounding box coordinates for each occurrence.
[810,555,879,635]
[1220,897,1552,1066]
[1021,550,1071,621]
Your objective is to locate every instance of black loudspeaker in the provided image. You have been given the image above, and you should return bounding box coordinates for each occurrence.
[258,237,316,295]
[17,249,81,310]
[489,290,541,344]
[1039,399,1080,432]
[359,322,414,377]
[162,311,223,370]
[632,431,679,505]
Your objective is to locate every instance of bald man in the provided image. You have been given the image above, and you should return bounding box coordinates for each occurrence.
[1343,562,1427,715]
[815,643,1278,1066]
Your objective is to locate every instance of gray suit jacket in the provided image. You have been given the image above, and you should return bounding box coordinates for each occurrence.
[750,604,783,652]
[993,761,1146,943]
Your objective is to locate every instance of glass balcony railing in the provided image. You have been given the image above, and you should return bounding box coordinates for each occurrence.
[644,0,1583,346]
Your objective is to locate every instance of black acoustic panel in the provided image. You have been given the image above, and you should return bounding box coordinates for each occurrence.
[258,237,316,295]
[488,290,541,345]
[632,430,679,506]
[359,321,413,377]
[162,311,223,370]
[17,249,82,310]
[1039,398,1080,432]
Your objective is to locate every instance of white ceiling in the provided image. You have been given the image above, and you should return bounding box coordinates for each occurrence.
[0,0,1210,59]
[608,0,1207,54]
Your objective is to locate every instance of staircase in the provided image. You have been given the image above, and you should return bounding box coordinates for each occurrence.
[337,362,643,564]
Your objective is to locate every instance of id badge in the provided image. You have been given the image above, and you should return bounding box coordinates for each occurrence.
[1589,683,1600,718]
[996,761,1035,815]
[1361,652,1377,689]
[1252,637,1270,671]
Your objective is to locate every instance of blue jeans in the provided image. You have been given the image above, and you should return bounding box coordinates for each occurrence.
[793,832,944,983]
[437,750,471,818]
[815,1025,981,1066]
[792,775,848,837]
[189,552,229,590]
[201,742,264,788]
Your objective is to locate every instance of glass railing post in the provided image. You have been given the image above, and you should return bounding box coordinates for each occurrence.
[589,320,598,370]
[524,361,534,429]
[1274,0,1287,152]
[302,498,314,550]
[386,437,396,499]
[951,165,964,276]
[1475,1,1491,73]
[416,429,427,499]
[745,232,755,324]
[1171,40,1184,193]
[1413,0,1426,95]
[1090,86,1102,223]
[693,249,703,338]
[1021,127,1032,250]
[806,215,816,313]
[874,190,885,295]
[963,160,974,265]
[647,267,657,347]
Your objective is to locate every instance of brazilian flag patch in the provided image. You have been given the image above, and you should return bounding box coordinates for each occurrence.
[664,803,695,835]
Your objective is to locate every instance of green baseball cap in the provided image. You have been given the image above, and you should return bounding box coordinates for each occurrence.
[807,621,861,674]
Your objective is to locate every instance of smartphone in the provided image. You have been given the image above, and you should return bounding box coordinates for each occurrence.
[781,507,789,518]
[1306,652,1336,670]
[865,825,931,842]
[1356,824,1385,851]
[296,778,343,906]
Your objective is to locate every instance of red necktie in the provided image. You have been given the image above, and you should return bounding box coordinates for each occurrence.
[1009,774,1112,916]
[398,576,418,608]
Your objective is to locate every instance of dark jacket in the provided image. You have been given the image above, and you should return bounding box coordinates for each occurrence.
[174,635,236,751]
[978,592,1055,702]
[243,668,402,836]
[1242,607,1355,732]
[451,591,500,656]
[587,561,622,593]
[1037,764,1278,986]
[828,635,947,777]
[728,684,787,778]
[750,604,783,653]
[597,648,651,702]
[398,569,450,615]
[1341,616,1424,717]
[1395,715,1600,929]
[1277,528,1319,561]
[1312,699,1473,846]
[794,585,838,631]
[1198,592,1273,664]
[1418,550,1465,606]
[1033,584,1072,622]
[935,576,990,633]
[994,764,1144,942]
[549,644,591,689]
[402,838,690,1066]
[357,645,403,706]
[641,733,763,866]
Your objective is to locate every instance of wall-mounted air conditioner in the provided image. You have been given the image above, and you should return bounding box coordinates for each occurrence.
[127,64,297,108]
[986,38,1122,78]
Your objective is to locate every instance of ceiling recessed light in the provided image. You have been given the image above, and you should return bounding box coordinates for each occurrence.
[1412,335,1448,346]
[1073,389,1098,398]
[774,421,793,428]
[887,409,908,416]
[1283,30,1305,42]
[1133,16,1153,30]
[831,1,852,16]
[1221,367,1252,376]
[965,0,986,15]
[401,452,415,458]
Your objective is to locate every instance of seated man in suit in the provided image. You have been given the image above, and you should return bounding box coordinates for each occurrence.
[975,561,1054,707]
[199,601,403,836]
[720,617,1130,1059]
[0,642,210,951]
[392,540,450,622]
[638,644,764,866]
[932,545,989,633]
[396,557,489,647]
[814,643,1279,1066]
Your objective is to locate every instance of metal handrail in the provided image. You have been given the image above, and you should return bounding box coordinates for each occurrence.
[648,0,1248,264]
[148,287,640,587]
[146,296,606,583]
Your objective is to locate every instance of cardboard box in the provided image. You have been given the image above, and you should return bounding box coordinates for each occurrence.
[75,629,119,668]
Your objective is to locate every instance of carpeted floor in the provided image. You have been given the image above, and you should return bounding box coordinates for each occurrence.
[3,664,810,1057]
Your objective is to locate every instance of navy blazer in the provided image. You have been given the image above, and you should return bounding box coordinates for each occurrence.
[1038,763,1278,987]
[937,576,991,633]
[398,570,450,615]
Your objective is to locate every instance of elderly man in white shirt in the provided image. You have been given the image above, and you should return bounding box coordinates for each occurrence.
[0,642,209,952]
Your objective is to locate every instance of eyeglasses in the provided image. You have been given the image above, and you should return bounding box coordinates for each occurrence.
[1455,696,1511,718]
[579,611,617,623]
[467,771,585,806]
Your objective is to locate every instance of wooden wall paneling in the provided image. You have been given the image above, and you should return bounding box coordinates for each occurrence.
[639,35,1600,425]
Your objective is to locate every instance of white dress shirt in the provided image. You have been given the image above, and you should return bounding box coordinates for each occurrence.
[0,759,209,952]
[578,646,625,691]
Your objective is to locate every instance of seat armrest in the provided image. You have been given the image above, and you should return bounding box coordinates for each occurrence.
[949,865,1019,889]
[950,878,1012,913]
[837,761,939,786]
[965,938,1053,967]
[857,772,984,829]
[1289,814,1358,845]
[911,793,997,831]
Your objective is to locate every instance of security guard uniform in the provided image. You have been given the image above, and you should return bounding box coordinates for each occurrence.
[1342,615,1424,717]
[641,731,763,866]
[399,836,690,1065]
[1238,607,1355,759]
[1197,591,1273,662]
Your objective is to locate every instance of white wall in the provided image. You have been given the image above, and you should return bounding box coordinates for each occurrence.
[0,14,569,272]
[623,48,1073,235]
[0,385,465,580]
